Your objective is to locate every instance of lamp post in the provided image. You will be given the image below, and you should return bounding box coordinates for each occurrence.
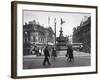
[54,18,56,49]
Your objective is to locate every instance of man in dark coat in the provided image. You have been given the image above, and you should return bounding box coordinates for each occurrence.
[43,46,51,66]
[66,46,74,62]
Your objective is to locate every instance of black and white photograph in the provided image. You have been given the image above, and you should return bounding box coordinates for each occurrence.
[23,10,91,69]
[11,1,97,78]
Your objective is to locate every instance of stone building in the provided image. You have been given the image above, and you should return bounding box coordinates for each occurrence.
[73,16,91,53]
[23,20,55,55]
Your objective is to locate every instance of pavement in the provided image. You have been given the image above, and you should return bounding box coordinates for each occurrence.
[23,51,91,69]
[24,50,90,58]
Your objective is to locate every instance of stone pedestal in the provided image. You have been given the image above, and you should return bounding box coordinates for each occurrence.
[56,27,67,50]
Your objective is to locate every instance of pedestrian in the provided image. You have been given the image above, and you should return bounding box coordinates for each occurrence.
[31,46,36,55]
[66,46,74,62]
[41,47,44,55]
[51,47,56,61]
[39,48,42,56]
[35,46,39,56]
[43,46,51,66]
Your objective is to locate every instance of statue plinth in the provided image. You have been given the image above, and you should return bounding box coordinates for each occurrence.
[56,27,67,50]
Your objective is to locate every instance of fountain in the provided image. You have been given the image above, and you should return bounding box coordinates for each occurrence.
[56,27,67,50]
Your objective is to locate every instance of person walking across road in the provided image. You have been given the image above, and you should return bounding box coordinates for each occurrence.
[43,46,51,66]
[66,46,74,62]
[51,47,56,61]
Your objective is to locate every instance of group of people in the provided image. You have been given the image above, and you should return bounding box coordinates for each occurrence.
[31,45,74,66]
[31,46,42,56]
[43,46,57,66]
[42,45,74,66]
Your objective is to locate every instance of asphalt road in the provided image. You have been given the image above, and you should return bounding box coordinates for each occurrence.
[23,51,91,69]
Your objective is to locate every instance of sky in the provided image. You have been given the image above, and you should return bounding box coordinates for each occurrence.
[23,10,90,37]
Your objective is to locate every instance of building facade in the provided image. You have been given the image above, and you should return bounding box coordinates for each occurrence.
[73,17,91,53]
[23,20,55,55]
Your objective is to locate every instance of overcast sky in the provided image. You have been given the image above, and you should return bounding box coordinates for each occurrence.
[23,10,90,37]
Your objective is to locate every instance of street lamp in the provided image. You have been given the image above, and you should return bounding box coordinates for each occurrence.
[54,18,56,49]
